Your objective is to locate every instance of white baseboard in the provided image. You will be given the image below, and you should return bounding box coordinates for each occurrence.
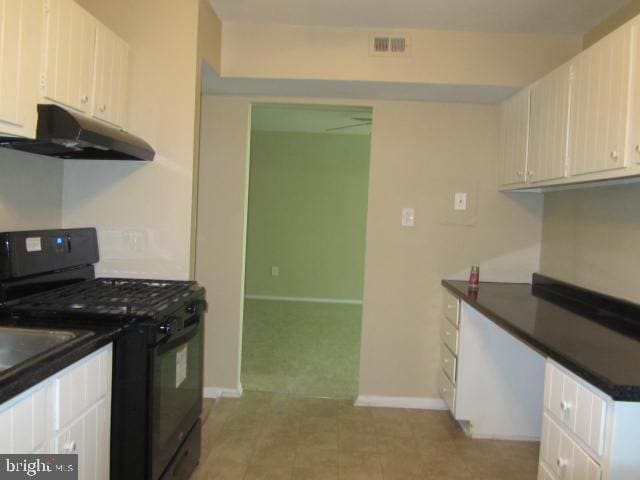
[245,294,362,305]
[203,385,243,399]
[354,395,447,410]
[468,432,541,441]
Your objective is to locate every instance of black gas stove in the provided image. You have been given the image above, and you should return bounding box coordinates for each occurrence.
[0,228,206,480]
[11,277,200,319]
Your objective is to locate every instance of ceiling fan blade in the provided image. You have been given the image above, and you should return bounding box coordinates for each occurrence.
[325,122,372,132]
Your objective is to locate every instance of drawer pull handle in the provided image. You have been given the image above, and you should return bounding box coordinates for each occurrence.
[63,441,77,453]
[556,457,568,469]
[445,331,451,336]
[447,304,453,309]
[442,388,448,394]
[560,400,572,412]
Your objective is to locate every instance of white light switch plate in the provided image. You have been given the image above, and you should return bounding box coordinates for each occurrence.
[454,193,467,211]
[402,208,416,227]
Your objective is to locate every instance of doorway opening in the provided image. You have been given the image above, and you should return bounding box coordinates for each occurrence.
[241,103,372,399]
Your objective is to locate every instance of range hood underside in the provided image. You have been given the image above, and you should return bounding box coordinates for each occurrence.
[0,105,155,161]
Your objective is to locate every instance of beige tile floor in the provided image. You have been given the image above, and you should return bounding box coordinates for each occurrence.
[192,391,540,480]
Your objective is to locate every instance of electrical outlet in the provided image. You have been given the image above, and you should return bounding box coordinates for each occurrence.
[454,193,467,211]
[271,266,279,277]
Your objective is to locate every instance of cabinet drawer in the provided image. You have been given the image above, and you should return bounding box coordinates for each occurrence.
[442,289,460,326]
[439,369,456,413]
[440,315,459,354]
[56,345,112,429]
[540,413,601,480]
[440,343,457,384]
[538,461,557,480]
[544,361,608,456]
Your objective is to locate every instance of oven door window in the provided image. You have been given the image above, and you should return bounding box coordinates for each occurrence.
[151,321,203,479]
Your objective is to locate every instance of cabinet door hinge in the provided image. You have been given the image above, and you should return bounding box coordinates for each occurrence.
[40,75,47,90]
[44,0,49,14]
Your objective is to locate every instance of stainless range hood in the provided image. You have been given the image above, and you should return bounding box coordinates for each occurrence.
[0,104,155,161]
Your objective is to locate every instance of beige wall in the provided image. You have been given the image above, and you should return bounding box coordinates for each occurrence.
[191,0,223,275]
[540,184,640,304]
[197,96,251,392]
[221,22,582,88]
[65,0,220,279]
[0,150,64,231]
[198,0,222,75]
[584,0,640,48]
[197,95,543,398]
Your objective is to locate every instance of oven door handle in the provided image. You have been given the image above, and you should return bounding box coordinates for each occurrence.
[155,316,201,352]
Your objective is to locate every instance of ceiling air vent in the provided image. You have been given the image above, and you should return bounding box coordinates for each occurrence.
[369,33,411,57]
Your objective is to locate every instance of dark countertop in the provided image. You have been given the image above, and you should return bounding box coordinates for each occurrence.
[0,317,121,405]
[442,279,640,402]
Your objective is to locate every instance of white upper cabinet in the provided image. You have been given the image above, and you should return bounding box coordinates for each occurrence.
[41,0,129,128]
[499,88,530,186]
[42,0,96,114]
[569,25,632,176]
[624,21,640,167]
[527,62,573,184]
[0,0,44,137]
[92,22,129,127]
[499,18,640,191]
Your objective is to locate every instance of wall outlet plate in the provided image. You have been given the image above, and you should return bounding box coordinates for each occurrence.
[402,207,416,227]
[454,193,467,211]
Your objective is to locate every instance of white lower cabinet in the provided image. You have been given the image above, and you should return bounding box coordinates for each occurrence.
[538,461,557,480]
[540,359,640,480]
[55,398,109,480]
[443,291,640,479]
[439,290,460,414]
[0,344,112,480]
[541,413,601,480]
[449,298,546,440]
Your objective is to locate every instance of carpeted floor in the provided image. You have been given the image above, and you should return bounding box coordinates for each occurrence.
[241,300,362,399]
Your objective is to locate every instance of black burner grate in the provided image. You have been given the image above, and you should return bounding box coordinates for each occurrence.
[10,278,195,317]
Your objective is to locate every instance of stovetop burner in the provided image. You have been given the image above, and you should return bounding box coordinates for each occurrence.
[9,277,198,319]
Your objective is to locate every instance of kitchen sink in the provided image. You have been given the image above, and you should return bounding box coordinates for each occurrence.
[0,327,93,373]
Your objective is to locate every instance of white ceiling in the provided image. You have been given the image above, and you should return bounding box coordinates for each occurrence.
[251,104,373,135]
[210,0,629,34]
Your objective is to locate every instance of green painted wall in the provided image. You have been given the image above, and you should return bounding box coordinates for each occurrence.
[245,130,371,300]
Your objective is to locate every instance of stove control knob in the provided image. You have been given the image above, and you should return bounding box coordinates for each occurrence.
[185,302,196,314]
[158,322,173,336]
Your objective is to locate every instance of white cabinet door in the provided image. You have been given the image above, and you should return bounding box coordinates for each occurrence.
[528,62,573,184]
[538,462,557,480]
[42,0,96,113]
[92,21,129,127]
[569,25,632,176]
[499,88,530,186]
[0,343,112,479]
[544,362,608,458]
[624,21,640,167]
[540,414,601,480]
[0,0,44,137]
[55,398,109,480]
[0,385,51,453]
